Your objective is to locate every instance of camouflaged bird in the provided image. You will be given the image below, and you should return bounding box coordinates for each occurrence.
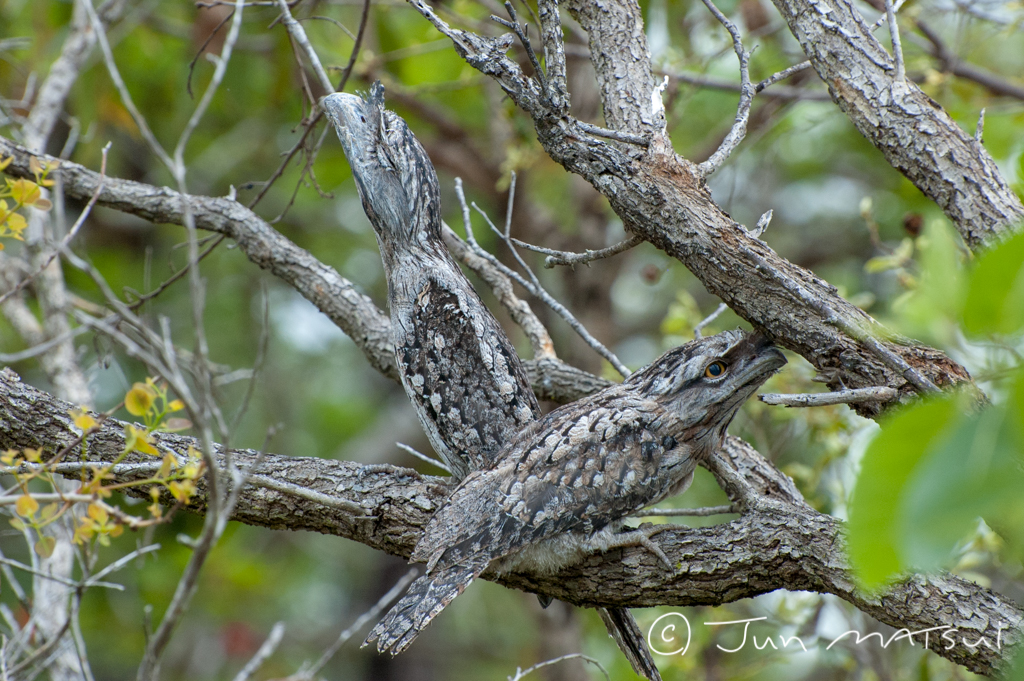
[324,83,667,680]
[322,82,538,481]
[365,330,786,655]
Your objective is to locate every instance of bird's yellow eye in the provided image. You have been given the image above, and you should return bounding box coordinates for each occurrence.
[704,361,727,379]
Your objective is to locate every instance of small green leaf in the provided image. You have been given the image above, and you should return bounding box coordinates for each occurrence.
[962,230,1024,336]
[899,402,1024,567]
[848,395,959,588]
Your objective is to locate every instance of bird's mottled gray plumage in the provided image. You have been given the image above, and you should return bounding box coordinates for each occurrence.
[366,331,786,655]
[323,83,539,480]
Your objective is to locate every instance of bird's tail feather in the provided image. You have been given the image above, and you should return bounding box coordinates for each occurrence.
[598,607,663,681]
[364,563,481,655]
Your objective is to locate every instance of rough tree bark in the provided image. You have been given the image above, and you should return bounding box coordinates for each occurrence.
[1,369,1019,676]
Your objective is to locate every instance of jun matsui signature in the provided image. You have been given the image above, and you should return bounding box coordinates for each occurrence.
[647,614,1008,656]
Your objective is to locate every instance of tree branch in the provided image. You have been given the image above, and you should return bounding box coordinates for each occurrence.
[404,0,976,417]
[0,136,603,405]
[1,369,1019,676]
[767,0,1024,249]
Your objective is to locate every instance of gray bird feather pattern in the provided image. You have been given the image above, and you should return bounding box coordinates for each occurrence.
[323,81,660,677]
[323,83,539,480]
[366,330,786,655]
[323,83,785,679]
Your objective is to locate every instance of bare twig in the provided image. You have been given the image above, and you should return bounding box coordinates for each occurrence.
[513,235,643,269]
[976,108,985,143]
[455,178,630,377]
[395,442,452,475]
[0,557,123,591]
[126,235,226,311]
[694,302,728,340]
[231,622,285,681]
[759,386,899,407]
[275,0,334,93]
[631,505,736,517]
[575,121,650,146]
[82,0,174,170]
[285,568,418,680]
[755,61,813,93]
[507,653,610,681]
[667,68,827,101]
[912,22,1024,101]
[884,0,906,82]
[697,0,755,176]
[0,142,110,308]
[748,209,772,239]
[335,0,370,91]
[491,1,549,102]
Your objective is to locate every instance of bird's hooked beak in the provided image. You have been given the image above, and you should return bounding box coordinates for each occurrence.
[321,90,378,168]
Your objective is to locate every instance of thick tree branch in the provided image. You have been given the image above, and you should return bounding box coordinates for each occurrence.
[403,0,975,417]
[0,136,601,405]
[0,369,1019,676]
[767,0,1024,249]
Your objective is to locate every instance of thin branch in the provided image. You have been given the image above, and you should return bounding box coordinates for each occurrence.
[231,622,285,681]
[82,0,174,170]
[508,653,610,681]
[0,558,123,591]
[915,21,1024,101]
[285,568,418,681]
[697,0,755,176]
[0,142,109,308]
[275,0,334,93]
[666,68,828,101]
[755,60,813,93]
[455,179,630,377]
[396,443,452,475]
[173,0,246,170]
[575,121,650,146]
[631,505,735,517]
[491,1,549,102]
[884,0,906,82]
[693,302,728,339]
[185,8,236,98]
[126,234,226,311]
[335,0,370,91]
[512,235,643,269]
[976,108,985,143]
[759,386,899,407]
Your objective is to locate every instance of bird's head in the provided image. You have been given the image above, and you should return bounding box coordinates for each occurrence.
[629,329,786,455]
[322,82,442,257]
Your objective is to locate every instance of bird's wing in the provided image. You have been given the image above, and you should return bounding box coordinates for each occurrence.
[412,397,694,571]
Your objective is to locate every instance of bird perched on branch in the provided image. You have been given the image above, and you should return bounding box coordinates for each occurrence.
[323,82,539,481]
[365,330,786,655]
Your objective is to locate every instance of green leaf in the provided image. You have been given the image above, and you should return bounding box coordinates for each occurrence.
[894,221,964,342]
[962,230,1024,336]
[848,395,960,588]
[899,402,1024,567]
